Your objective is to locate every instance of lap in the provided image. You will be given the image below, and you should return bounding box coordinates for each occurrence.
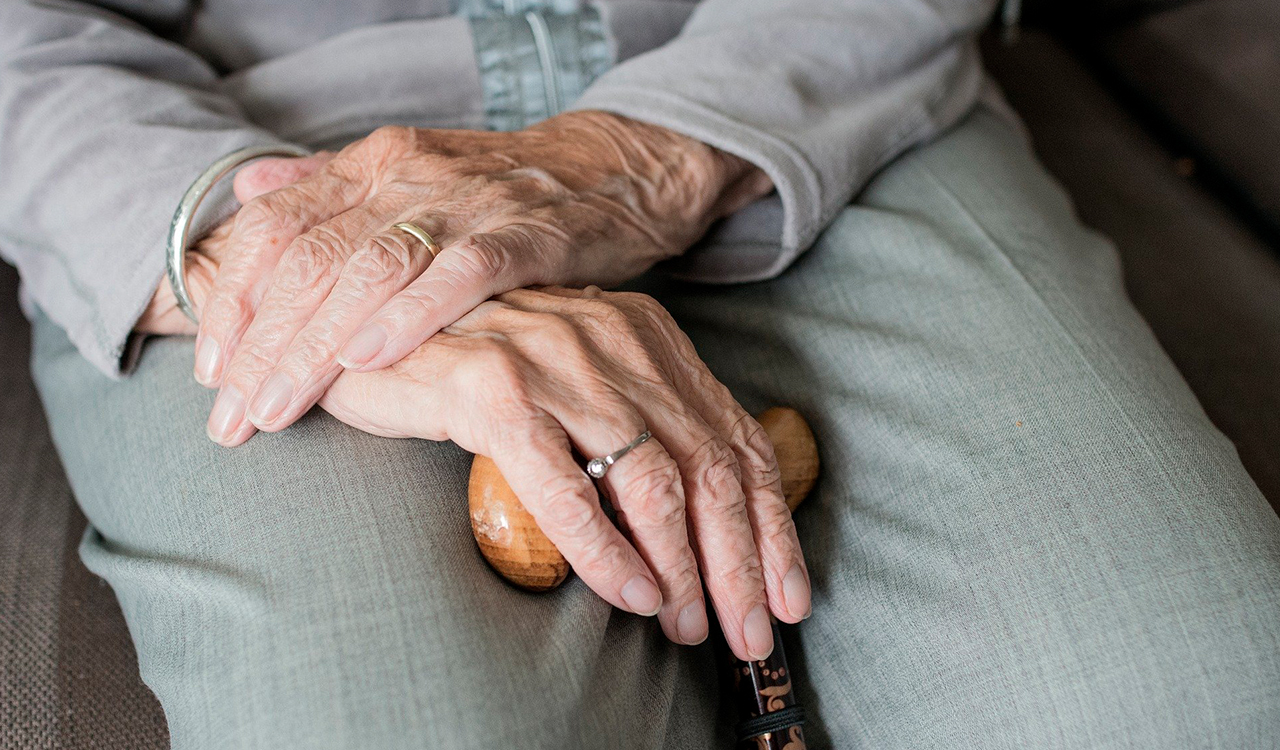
[31,106,1280,749]
[651,106,1280,746]
[31,315,719,749]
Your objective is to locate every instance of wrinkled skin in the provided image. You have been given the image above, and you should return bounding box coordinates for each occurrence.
[324,286,809,660]
[136,112,808,660]
[184,111,771,446]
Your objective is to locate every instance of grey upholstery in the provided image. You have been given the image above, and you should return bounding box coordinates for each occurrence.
[2,9,1279,748]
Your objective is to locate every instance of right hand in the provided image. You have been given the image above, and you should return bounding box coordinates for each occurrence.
[320,286,812,660]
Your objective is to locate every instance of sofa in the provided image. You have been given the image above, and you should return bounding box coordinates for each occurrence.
[3,1,1278,745]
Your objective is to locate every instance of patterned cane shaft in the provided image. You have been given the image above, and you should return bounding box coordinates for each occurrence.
[732,618,806,750]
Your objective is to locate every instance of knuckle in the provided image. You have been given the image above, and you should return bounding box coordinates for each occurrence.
[234,197,290,237]
[537,473,599,540]
[205,288,254,332]
[515,312,583,358]
[712,555,766,595]
[691,437,743,506]
[662,553,702,591]
[225,345,277,385]
[759,501,799,544]
[731,414,782,492]
[279,233,344,288]
[453,235,509,283]
[457,342,531,406]
[288,331,340,369]
[479,179,524,206]
[616,291,673,325]
[363,125,417,155]
[572,298,644,347]
[577,297,629,327]
[496,168,570,201]
[623,462,686,531]
[585,537,631,581]
[346,236,415,286]
[387,286,441,325]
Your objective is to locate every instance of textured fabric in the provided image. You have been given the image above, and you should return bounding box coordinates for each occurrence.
[0,265,167,750]
[1095,0,1280,234]
[0,0,994,378]
[27,107,1280,748]
[0,1,292,379]
[573,0,998,284]
[8,25,1280,750]
[982,29,1280,507]
[470,7,612,131]
[0,268,69,748]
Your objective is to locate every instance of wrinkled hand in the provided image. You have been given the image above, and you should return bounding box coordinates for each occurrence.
[136,153,334,335]
[191,111,771,446]
[320,286,810,660]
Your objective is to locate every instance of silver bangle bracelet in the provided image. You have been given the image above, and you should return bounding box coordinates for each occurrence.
[165,143,313,324]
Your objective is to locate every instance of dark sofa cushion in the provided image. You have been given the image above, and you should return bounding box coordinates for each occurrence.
[1095,0,1280,232]
[1024,0,1195,26]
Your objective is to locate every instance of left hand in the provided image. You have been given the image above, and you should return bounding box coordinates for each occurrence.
[318,285,810,660]
[196,111,771,447]
[135,151,336,336]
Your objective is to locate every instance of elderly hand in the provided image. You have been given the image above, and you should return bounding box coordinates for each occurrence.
[193,111,771,447]
[136,152,335,336]
[318,286,810,660]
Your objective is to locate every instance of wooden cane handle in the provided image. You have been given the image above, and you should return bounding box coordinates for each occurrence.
[468,407,819,592]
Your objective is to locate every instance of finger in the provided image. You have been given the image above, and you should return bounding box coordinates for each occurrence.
[638,402,771,661]
[194,164,369,387]
[494,412,663,617]
[502,287,773,659]
[232,152,336,204]
[206,200,394,445]
[337,225,543,372]
[245,222,443,431]
[704,398,808,624]
[550,385,707,646]
[636,306,810,625]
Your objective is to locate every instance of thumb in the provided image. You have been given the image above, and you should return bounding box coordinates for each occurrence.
[233,152,336,204]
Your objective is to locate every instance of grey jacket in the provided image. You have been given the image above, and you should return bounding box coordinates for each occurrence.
[0,0,998,377]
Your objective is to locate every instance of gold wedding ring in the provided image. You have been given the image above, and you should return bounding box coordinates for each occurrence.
[392,222,441,259]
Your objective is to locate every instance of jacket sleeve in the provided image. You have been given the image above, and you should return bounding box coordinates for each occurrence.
[573,0,998,282]
[0,1,295,377]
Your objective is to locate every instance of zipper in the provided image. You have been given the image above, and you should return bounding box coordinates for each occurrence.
[525,11,564,116]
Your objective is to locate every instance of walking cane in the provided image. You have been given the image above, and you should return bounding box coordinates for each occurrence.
[468,407,819,749]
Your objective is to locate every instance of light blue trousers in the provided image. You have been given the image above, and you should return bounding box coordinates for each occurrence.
[31,108,1280,748]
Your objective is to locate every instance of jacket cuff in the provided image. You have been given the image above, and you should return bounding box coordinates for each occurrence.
[75,134,295,379]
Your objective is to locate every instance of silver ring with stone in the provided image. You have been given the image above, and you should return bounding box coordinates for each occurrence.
[586,430,652,479]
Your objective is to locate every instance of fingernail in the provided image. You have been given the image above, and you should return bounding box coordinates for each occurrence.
[207,387,246,443]
[194,336,221,385]
[337,324,387,369]
[248,372,294,424]
[620,576,662,616]
[743,603,774,660]
[676,601,709,645]
[782,565,812,621]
